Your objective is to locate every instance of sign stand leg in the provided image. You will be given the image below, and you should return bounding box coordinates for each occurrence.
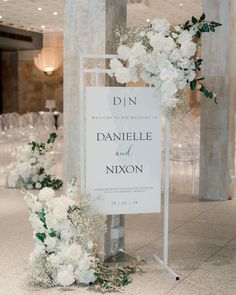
[153,116,180,281]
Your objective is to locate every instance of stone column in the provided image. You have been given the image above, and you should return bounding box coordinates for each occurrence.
[64,0,106,183]
[64,0,127,259]
[200,0,235,200]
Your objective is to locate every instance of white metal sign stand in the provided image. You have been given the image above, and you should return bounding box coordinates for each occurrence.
[79,54,180,281]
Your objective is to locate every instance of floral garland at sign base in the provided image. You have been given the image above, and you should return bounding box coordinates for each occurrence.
[7,132,63,190]
[24,179,138,291]
[109,13,221,112]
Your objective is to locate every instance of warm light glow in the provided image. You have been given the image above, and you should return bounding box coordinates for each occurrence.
[38,7,42,11]
[146,18,150,23]
[41,25,46,29]
[179,3,183,6]
[53,11,58,16]
[0,16,2,19]
[34,47,62,76]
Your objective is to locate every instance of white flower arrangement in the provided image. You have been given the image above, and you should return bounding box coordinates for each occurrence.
[109,14,221,111]
[24,179,135,290]
[24,179,106,288]
[6,133,63,190]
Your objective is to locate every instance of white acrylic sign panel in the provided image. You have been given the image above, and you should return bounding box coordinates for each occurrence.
[85,87,162,214]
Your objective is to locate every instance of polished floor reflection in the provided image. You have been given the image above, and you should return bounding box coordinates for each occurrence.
[1,188,236,294]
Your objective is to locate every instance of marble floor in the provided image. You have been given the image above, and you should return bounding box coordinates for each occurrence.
[1,187,236,295]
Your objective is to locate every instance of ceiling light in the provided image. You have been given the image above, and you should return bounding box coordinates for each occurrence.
[0,16,2,19]
[179,3,183,6]
[3,0,8,2]
[41,25,45,29]
[53,11,58,16]
[38,7,42,11]
[146,19,150,23]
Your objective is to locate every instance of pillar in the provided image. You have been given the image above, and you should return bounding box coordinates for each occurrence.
[200,0,235,200]
[64,0,127,259]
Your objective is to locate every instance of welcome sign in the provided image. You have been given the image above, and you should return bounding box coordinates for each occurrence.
[85,87,162,214]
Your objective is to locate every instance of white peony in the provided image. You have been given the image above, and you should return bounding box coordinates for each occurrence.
[56,265,75,287]
[38,187,55,202]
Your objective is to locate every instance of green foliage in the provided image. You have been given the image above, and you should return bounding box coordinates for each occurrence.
[29,141,46,153]
[37,208,46,224]
[94,262,136,290]
[36,232,46,243]
[29,133,57,153]
[47,133,57,144]
[41,175,63,190]
[194,59,203,71]
[183,15,221,103]
[190,80,197,90]
[182,13,222,39]
[49,229,60,239]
